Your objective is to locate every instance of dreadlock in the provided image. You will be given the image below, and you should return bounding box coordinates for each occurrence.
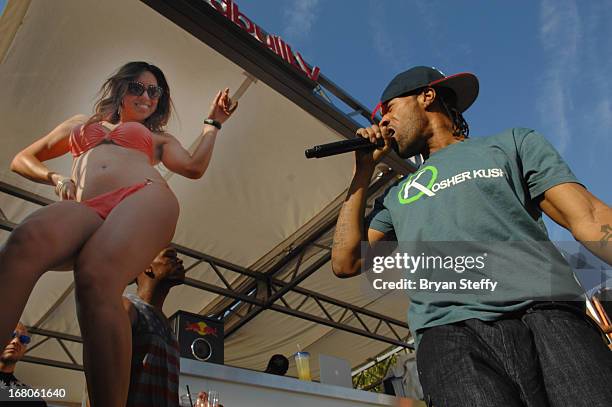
[435,87,470,138]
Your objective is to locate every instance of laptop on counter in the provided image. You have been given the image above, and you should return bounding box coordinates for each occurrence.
[319,354,353,388]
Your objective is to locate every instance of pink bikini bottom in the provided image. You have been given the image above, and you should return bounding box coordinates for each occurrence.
[81,179,152,219]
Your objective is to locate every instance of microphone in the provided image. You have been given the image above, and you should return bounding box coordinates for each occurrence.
[305,138,385,159]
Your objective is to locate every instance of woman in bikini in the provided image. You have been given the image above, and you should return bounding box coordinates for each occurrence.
[0,61,237,406]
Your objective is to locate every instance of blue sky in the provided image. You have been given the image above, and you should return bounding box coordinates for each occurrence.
[233,0,612,243]
[1,0,609,243]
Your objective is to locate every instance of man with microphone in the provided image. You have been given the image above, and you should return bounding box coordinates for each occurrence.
[330,66,612,406]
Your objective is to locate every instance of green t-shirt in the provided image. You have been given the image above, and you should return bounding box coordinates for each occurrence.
[368,128,585,345]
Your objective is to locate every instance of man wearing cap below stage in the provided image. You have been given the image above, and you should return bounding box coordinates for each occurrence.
[123,247,184,407]
[331,66,612,406]
[0,322,47,406]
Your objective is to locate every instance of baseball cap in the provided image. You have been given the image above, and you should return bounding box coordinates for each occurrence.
[371,66,479,120]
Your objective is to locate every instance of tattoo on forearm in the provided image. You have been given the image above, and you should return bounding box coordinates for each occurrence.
[600,224,611,247]
[333,176,369,252]
[333,213,349,249]
[333,206,354,250]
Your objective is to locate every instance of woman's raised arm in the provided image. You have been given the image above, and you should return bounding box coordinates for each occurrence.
[160,88,237,179]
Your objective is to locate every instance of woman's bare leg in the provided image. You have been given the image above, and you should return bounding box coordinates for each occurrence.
[73,184,179,407]
[0,201,103,346]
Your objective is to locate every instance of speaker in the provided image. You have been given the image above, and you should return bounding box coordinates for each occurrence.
[169,310,224,364]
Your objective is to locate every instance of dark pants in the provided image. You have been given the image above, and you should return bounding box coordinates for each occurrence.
[416,304,612,407]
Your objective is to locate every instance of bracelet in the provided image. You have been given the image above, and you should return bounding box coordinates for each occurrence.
[204,118,222,130]
[54,178,74,196]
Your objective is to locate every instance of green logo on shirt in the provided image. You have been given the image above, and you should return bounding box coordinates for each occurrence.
[398,166,506,204]
[398,165,438,204]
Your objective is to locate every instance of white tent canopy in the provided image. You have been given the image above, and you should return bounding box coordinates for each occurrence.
[0,0,413,403]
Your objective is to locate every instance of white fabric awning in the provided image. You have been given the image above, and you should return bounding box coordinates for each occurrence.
[0,0,411,402]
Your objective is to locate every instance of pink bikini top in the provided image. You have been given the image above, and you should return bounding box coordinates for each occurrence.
[69,122,154,163]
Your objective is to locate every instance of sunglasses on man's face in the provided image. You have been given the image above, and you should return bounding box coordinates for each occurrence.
[127,81,164,99]
[12,331,31,345]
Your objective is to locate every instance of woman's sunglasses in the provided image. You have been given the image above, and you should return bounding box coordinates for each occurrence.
[127,81,164,99]
[12,331,31,345]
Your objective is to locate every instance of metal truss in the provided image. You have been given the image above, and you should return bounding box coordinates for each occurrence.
[0,172,413,374]
[22,327,84,372]
[207,168,411,345]
[176,168,413,348]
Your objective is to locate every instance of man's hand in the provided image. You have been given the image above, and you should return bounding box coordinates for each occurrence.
[354,124,395,171]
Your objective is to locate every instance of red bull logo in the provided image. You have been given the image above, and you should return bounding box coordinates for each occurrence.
[185,321,218,337]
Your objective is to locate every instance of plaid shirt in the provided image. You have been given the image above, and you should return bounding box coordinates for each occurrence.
[125,294,180,407]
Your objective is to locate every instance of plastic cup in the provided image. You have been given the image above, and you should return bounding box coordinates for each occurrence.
[206,390,219,407]
[294,351,312,381]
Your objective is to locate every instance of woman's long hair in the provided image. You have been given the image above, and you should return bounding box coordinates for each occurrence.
[85,62,172,132]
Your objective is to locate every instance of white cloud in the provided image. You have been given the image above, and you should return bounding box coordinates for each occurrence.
[366,1,471,78]
[594,99,612,137]
[368,9,392,64]
[367,4,404,72]
[537,0,581,154]
[282,0,320,43]
[540,0,579,60]
[538,0,612,166]
[580,3,612,166]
